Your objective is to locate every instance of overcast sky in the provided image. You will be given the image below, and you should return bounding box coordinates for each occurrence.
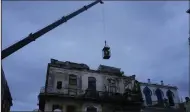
[2,1,189,111]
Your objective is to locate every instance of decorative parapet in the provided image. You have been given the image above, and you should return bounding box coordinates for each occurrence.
[139,82,178,89]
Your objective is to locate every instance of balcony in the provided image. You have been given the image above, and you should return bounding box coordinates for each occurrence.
[39,87,143,104]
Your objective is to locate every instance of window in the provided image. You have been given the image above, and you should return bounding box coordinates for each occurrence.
[56,81,62,89]
[88,77,96,90]
[69,74,77,86]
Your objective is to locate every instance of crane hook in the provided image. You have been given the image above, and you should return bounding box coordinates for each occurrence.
[99,0,104,4]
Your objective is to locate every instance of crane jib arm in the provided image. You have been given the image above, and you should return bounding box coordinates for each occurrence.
[1,0,103,60]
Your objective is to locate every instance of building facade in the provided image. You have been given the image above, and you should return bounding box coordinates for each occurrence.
[140,79,180,109]
[1,67,13,112]
[38,59,143,112]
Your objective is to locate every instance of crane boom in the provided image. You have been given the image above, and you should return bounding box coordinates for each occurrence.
[2,0,103,60]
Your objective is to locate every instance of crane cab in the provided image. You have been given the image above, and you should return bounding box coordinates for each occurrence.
[102,41,111,59]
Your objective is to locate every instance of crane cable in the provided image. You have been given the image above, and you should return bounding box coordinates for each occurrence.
[101,4,107,46]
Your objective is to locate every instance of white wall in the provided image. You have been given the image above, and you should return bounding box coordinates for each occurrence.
[50,67,105,92]
[49,67,134,94]
[140,84,180,108]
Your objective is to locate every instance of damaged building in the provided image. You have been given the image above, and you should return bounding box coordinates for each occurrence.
[38,59,143,112]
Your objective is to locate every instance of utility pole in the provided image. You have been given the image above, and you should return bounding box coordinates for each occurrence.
[188,37,190,98]
[187,0,190,97]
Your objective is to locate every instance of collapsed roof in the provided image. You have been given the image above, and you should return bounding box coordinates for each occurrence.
[97,65,121,75]
[50,59,123,76]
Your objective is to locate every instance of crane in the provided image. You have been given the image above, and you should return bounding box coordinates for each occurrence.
[2,0,104,60]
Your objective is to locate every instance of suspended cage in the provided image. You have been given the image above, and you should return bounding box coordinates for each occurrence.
[102,41,111,59]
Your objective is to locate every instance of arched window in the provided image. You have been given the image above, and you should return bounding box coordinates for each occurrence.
[143,87,152,96]
[155,88,164,104]
[155,88,164,97]
[143,86,152,105]
[166,90,175,106]
[167,90,175,98]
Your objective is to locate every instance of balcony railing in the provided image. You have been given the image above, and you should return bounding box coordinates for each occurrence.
[39,87,143,103]
[40,87,85,97]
